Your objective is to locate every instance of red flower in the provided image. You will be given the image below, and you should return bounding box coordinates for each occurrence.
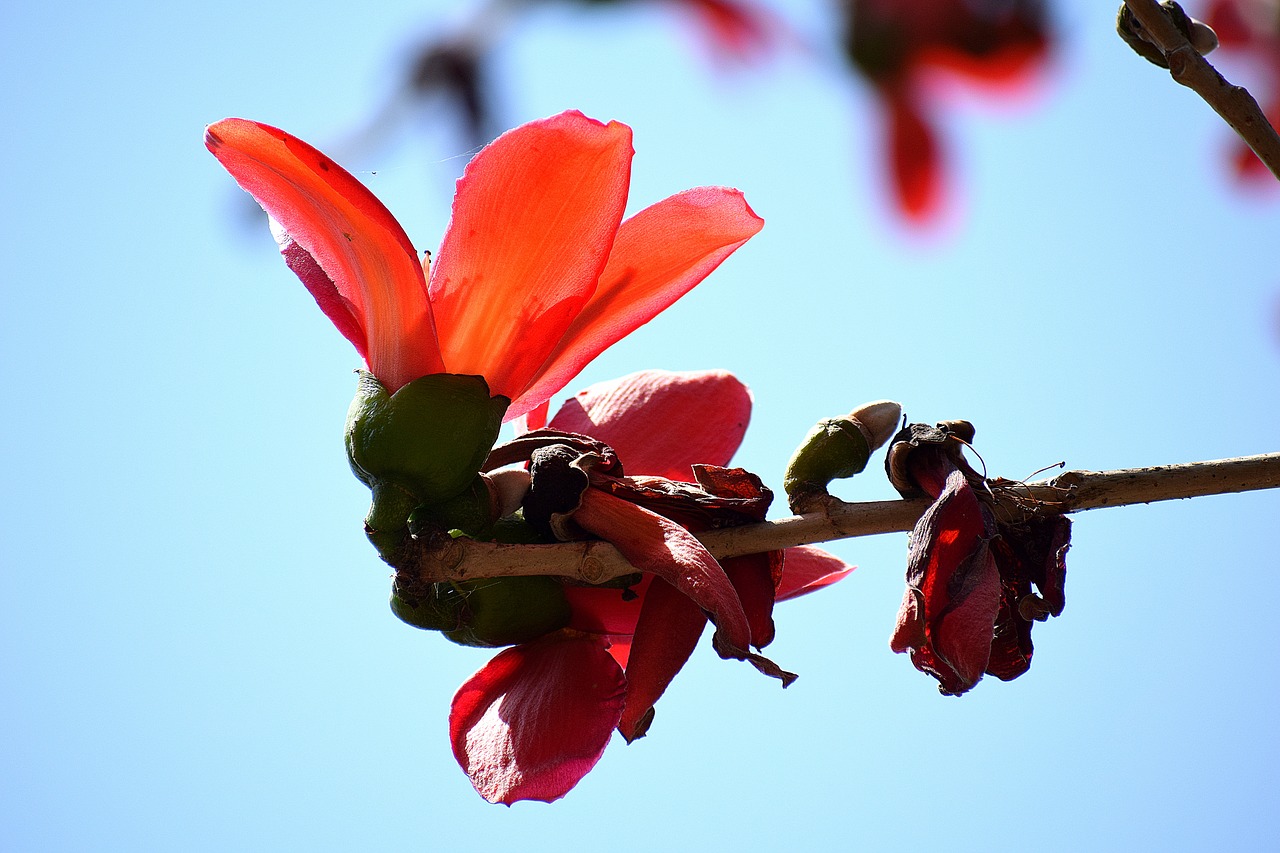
[205,111,763,419]
[1204,0,1280,184]
[840,0,1052,222]
[886,422,1068,695]
[450,369,853,803]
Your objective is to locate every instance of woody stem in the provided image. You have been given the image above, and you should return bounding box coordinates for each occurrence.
[1120,0,1280,180]
[397,451,1280,585]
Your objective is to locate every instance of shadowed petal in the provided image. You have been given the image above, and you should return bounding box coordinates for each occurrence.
[617,577,706,742]
[430,111,633,403]
[514,190,763,419]
[450,634,626,804]
[547,369,752,481]
[777,546,855,601]
[205,119,442,391]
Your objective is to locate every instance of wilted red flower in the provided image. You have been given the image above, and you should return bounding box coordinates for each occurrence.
[1203,0,1280,184]
[450,369,853,803]
[886,421,1068,695]
[205,111,762,419]
[839,0,1052,221]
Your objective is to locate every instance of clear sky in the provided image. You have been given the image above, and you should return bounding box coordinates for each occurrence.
[2,1,1278,850]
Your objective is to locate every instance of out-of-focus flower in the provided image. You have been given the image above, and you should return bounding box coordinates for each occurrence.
[568,0,779,64]
[1203,0,1280,184]
[205,110,763,419]
[886,421,1068,695]
[838,0,1053,222]
[447,369,854,804]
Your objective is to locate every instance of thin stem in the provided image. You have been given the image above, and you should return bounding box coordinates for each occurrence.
[1121,0,1280,180]
[398,452,1280,586]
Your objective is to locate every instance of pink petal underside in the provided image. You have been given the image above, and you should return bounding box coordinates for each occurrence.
[449,635,626,805]
[511,187,763,419]
[429,111,633,404]
[572,488,755,658]
[546,369,752,482]
[204,119,442,391]
[616,577,707,742]
[776,545,855,601]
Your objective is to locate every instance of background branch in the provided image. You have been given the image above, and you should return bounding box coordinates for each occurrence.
[400,452,1280,586]
[1121,0,1280,180]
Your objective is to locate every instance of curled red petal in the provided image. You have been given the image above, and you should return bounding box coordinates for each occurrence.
[777,545,855,601]
[547,369,752,482]
[449,634,626,804]
[204,118,443,391]
[572,489,772,669]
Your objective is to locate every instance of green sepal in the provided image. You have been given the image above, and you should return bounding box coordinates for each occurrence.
[442,576,572,648]
[783,417,872,500]
[345,371,509,505]
[390,586,465,633]
[364,482,419,563]
[487,514,546,544]
[408,474,498,540]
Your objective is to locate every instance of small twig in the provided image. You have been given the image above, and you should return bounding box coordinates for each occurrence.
[1120,0,1280,181]
[398,452,1280,586]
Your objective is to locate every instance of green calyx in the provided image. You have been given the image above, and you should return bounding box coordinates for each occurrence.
[345,372,509,556]
[390,575,571,648]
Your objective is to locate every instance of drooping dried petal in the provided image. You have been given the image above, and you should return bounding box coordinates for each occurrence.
[616,577,707,742]
[890,462,1001,695]
[450,634,626,804]
[429,111,633,405]
[545,369,752,482]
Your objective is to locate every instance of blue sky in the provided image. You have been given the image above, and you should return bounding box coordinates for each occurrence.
[3,1,1278,850]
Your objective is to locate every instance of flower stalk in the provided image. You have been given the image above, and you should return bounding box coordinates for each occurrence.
[1120,0,1280,180]
[394,452,1280,586]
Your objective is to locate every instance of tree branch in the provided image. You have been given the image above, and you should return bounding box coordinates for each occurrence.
[1121,0,1280,180]
[398,452,1280,586]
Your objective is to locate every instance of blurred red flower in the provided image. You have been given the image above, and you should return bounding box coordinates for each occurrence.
[1203,0,1280,184]
[839,0,1053,222]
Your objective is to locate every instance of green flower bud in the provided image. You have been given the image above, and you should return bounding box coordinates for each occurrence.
[408,474,499,539]
[390,585,464,633]
[345,371,509,504]
[784,400,902,513]
[442,576,572,648]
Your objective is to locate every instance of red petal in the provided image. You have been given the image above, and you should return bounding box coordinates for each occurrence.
[429,111,633,403]
[617,577,707,741]
[512,188,763,419]
[776,545,855,601]
[449,635,626,804]
[885,93,943,222]
[205,119,443,391]
[546,369,752,481]
[723,552,781,648]
[573,489,754,659]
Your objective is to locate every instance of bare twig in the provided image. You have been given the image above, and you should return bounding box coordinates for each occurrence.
[1121,0,1280,180]
[398,452,1280,586]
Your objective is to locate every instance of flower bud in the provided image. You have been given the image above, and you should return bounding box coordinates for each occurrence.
[441,576,572,648]
[783,400,902,512]
[346,372,509,555]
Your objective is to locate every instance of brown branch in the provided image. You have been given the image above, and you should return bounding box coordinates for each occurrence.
[398,452,1280,586]
[1120,0,1280,181]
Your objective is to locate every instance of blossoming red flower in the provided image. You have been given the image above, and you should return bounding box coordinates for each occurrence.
[205,110,763,418]
[839,0,1052,221]
[450,369,854,803]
